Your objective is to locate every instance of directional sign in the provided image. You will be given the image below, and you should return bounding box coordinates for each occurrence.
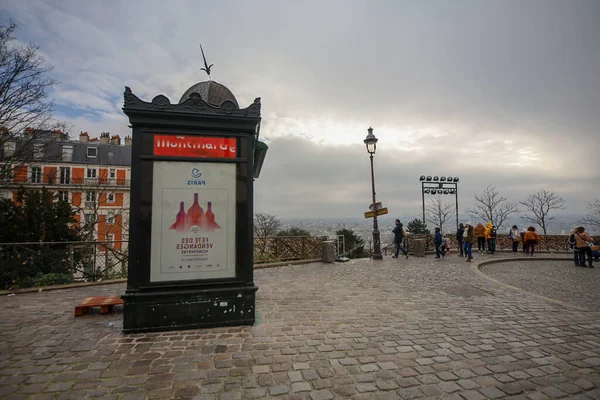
[364,207,389,219]
[369,202,383,211]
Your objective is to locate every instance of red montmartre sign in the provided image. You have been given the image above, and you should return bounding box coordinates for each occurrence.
[153,135,237,158]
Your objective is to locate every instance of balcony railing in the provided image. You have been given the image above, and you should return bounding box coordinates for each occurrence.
[9,177,131,187]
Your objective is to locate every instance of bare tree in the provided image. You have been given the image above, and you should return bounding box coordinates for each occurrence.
[466,185,519,230]
[253,213,281,238]
[0,22,66,173]
[426,196,453,233]
[583,199,600,234]
[520,190,565,235]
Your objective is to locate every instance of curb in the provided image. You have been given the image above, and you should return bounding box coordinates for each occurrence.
[2,259,323,295]
[0,278,128,296]
[470,256,587,311]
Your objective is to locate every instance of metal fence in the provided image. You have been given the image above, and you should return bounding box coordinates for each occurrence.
[9,234,573,289]
[0,241,128,289]
[253,236,329,263]
[379,234,573,255]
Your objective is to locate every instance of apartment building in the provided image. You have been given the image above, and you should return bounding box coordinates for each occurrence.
[0,130,132,250]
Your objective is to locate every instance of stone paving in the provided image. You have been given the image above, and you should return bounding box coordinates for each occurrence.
[1,254,600,399]
[483,259,600,312]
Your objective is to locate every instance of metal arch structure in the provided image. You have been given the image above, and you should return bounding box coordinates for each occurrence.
[419,176,460,232]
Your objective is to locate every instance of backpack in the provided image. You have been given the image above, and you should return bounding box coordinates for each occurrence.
[490,228,496,238]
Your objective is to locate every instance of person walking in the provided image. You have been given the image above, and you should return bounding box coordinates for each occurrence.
[463,222,476,262]
[523,226,540,256]
[508,225,520,254]
[573,226,595,268]
[475,223,486,253]
[434,227,443,258]
[456,223,465,257]
[392,219,409,259]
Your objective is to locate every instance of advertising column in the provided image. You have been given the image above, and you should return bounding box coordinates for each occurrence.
[150,135,237,282]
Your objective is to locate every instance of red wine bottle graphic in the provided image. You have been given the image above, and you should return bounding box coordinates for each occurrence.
[204,201,221,231]
[185,193,204,230]
[169,201,186,232]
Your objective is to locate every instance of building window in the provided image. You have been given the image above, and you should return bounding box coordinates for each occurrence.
[106,211,115,225]
[0,190,10,199]
[108,192,115,203]
[31,166,42,183]
[109,168,116,179]
[86,147,97,158]
[106,234,115,248]
[3,142,16,157]
[85,191,96,207]
[33,143,44,160]
[60,167,70,184]
[87,168,97,179]
[84,213,95,229]
[0,165,10,180]
[57,191,69,202]
[61,146,73,161]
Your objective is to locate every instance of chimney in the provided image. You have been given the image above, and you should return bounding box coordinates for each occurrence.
[124,135,132,146]
[100,132,110,145]
[110,135,121,145]
[79,131,89,142]
[53,129,63,140]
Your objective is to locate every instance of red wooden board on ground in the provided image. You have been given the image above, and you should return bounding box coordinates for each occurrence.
[74,296,123,317]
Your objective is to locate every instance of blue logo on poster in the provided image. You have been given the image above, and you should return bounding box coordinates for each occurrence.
[188,168,205,185]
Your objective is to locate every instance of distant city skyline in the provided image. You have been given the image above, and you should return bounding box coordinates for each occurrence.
[1,1,598,218]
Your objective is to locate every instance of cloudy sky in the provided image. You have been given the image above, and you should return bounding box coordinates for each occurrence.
[2,0,599,219]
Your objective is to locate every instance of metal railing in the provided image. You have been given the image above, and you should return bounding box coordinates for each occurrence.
[5,177,130,187]
[379,234,574,255]
[253,236,328,264]
[0,241,128,290]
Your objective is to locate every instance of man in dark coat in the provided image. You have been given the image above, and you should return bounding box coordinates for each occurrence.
[434,227,443,258]
[392,219,409,259]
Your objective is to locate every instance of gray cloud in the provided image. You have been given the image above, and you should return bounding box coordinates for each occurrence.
[1,0,599,218]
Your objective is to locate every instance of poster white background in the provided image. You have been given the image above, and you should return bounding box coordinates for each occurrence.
[150,161,236,282]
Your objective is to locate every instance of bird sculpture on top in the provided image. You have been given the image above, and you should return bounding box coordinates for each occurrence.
[200,44,213,80]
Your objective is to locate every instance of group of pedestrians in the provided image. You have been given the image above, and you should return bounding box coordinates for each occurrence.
[391,219,597,268]
[570,227,596,268]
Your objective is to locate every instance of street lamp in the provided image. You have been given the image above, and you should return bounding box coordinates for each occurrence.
[364,127,382,260]
[419,175,460,231]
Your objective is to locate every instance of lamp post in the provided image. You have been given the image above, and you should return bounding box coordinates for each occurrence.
[419,175,460,231]
[364,127,382,260]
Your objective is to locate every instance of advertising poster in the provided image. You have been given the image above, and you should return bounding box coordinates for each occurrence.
[150,161,236,282]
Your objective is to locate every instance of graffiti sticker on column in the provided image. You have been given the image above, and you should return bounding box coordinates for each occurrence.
[150,161,236,282]
[153,135,237,158]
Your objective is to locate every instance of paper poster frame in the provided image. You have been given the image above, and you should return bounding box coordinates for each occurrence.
[150,161,236,282]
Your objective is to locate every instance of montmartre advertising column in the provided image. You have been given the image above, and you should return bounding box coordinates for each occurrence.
[121,80,264,333]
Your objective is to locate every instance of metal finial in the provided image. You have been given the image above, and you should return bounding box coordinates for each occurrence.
[199,44,214,80]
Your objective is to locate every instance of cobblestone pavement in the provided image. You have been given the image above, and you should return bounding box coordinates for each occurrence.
[1,255,599,400]
[482,259,600,312]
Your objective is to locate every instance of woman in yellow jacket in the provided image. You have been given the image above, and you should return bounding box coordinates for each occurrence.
[485,222,497,254]
[523,226,540,256]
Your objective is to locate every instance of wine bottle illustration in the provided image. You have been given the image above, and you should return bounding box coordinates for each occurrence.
[169,201,186,232]
[204,201,221,231]
[185,193,204,230]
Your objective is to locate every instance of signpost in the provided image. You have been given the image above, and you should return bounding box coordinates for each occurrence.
[364,207,388,219]
[369,202,382,211]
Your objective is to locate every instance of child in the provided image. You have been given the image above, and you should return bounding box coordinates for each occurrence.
[440,236,451,256]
